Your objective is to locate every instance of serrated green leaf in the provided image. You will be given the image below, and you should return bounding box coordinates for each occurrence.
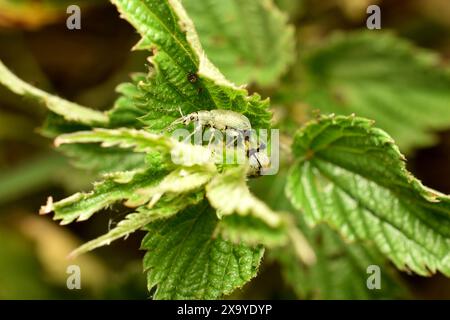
[206,166,316,264]
[40,168,169,225]
[182,0,295,86]
[55,128,172,152]
[286,114,450,276]
[54,128,217,168]
[142,201,264,299]
[253,170,409,299]
[0,60,108,126]
[41,114,148,175]
[70,192,204,257]
[125,165,215,207]
[108,74,148,128]
[108,0,272,131]
[42,127,218,225]
[58,144,147,175]
[206,166,282,227]
[300,31,450,152]
[273,222,409,299]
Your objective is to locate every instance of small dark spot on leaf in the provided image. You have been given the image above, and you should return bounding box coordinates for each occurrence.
[187,72,198,84]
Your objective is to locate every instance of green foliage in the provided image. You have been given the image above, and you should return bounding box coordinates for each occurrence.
[274,222,409,299]
[70,192,204,257]
[300,32,450,152]
[1,0,450,300]
[251,171,408,299]
[108,0,272,131]
[142,201,264,299]
[182,0,295,86]
[286,115,450,276]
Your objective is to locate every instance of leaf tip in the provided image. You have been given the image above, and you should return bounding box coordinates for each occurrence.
[39,196,54,215]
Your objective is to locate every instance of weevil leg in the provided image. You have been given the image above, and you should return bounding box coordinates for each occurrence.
[225,129,243,148]
[184,122,202,144]
[207,127,216,147]
[229,137,239,148]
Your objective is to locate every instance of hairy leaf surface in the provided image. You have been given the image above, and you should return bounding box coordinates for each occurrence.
[142,201,264,299]
[286,115,450,276]
[109,0,272,131]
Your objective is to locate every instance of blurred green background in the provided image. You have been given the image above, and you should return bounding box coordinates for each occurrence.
[0,0,449,299]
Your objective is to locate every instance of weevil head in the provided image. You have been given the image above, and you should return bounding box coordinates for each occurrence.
[184,112,199,125]
[248,149,270,177]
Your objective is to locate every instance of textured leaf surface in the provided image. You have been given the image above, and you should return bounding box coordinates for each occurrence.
[54,128,219,168]
[252,170,409,299]
[286,115,450,276]
[70,192,204,256]
[0,60,108,126]
[206,166,315,264]
[274,222,408,299]
[142,201,264,299]
[43,127,219,225]
[40,168,168,225]
[182,0,295,86]
[58,144,147,175]
[301,32,450,152]
[206,166,282,227]
[109,0,272,131]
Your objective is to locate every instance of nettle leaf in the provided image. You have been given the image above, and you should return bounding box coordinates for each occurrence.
[0,61,108,126]
[141,201,264,299]
[108,73,148,128]
[58,144,147,175]
[301,32,450,152]
[42,128,219,224]
[257,171,409,299]
[206,166,316,264]
[40,168,169,225]
[206,166,282,227]
[286,115,450,276]
[109,0,272,131]
[70,192,204,257]
[274,222,409,300]
[182,0,295,86]
[206,167,288,246]
[54,128,218,167]
[41,113,148,175]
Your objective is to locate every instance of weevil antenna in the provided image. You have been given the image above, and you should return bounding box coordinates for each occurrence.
[178,106,185,117]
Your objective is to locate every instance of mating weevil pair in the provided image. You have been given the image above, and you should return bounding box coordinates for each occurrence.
[167,109,270,177]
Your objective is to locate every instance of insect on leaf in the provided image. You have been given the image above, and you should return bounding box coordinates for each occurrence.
[108,0,272,131]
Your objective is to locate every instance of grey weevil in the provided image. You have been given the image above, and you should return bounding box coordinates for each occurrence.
[168,108,269,176]
[168,109,251,136]
[247,144,270,177]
